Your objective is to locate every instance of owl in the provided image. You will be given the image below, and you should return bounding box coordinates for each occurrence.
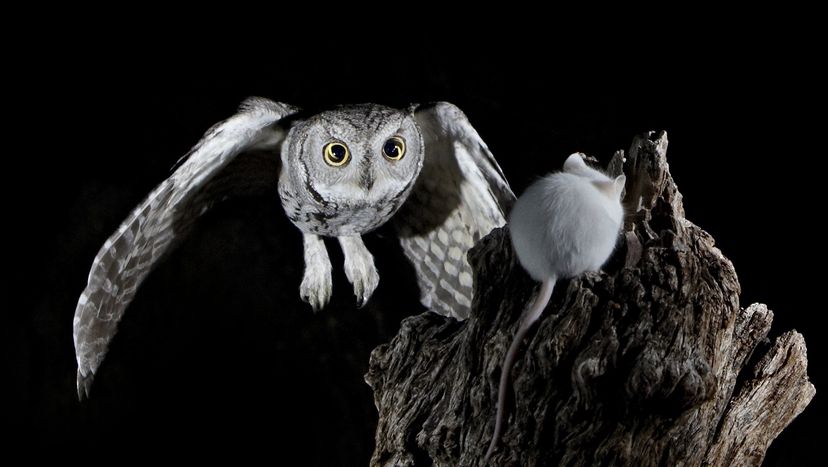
[72,98,514,399]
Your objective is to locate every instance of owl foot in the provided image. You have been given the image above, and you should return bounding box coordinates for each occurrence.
[300,234,332,312]
[339,236,379,307]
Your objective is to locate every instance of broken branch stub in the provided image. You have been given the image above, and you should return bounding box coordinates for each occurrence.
[366,131,814,467]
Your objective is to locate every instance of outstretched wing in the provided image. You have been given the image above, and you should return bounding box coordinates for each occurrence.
[395,102,515,320]
[73,97,298,399]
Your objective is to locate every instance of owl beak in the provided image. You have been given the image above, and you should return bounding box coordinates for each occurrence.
[359,160,374,192]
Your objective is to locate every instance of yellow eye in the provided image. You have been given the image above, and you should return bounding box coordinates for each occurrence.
[323,141,350,166]
[382,136,406,161]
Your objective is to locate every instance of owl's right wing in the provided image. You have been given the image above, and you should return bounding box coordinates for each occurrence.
[73,97,298,400]
[395,102,515,320]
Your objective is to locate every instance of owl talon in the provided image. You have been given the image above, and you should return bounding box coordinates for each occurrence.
[301,233,333,312]
[300,273,331,312]
[339,236,380,308]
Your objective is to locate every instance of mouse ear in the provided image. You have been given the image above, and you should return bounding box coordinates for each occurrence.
[614,174,627,197]
[563,153,587,173]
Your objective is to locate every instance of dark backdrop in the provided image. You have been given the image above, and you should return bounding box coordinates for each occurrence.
[7,40,822,466]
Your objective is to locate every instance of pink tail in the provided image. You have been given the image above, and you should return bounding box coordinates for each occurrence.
[483,277,556,465]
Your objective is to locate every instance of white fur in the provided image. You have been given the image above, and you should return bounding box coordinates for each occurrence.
[484,153,625,464]
[510,153,625,281]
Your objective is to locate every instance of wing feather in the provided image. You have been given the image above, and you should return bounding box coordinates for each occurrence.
[73,98,297,399]
[395,102,515,320]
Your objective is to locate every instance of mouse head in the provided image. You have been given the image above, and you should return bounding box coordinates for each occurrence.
[563,153,626,200]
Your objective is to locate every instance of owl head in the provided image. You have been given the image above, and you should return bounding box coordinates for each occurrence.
[279,104,425,235]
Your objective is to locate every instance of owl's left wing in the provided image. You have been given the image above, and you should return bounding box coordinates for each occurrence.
[394,102,515,320]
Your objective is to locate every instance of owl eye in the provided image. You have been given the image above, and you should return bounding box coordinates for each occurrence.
[323,142,350,167]
[382,137,406,161]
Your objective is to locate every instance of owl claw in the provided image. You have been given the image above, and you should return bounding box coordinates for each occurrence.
[350,263,379,308]
[300,271,331,312]
[353,267,379,308]
[300,234,333,312]
[339,236,380,308]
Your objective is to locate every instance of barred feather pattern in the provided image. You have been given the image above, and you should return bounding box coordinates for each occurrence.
[395,103,515,320]
[72,98,296,398]
[72,99,513,400]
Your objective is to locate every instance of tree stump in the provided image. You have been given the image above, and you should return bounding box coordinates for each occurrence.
[365,131,815,467]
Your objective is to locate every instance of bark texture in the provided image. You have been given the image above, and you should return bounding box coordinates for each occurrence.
[365,131,815,467]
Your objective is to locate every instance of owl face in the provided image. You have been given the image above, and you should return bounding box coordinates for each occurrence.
[279,104,425,236]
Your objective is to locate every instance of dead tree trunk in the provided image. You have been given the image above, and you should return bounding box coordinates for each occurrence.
[365,131,815,467]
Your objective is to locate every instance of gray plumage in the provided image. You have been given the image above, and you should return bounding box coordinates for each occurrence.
[72,98,513,399]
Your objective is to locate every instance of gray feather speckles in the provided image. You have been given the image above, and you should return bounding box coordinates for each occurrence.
[278,104,422,237]
[71,98,513,399]
[72,98,295,399]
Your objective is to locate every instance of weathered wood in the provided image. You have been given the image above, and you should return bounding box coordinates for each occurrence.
[366,131,814,467]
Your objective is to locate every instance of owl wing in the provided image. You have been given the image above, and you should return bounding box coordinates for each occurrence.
[73,97,298,399]
[395,102,515,320]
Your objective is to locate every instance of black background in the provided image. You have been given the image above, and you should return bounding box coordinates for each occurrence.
[7,32,823,466]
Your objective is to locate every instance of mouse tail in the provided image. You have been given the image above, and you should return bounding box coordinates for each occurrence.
[483,277,556,465]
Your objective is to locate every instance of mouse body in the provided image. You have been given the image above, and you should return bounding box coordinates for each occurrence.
[483,154,625,464]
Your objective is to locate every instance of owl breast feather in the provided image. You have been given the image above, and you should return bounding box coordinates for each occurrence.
[278,183,412,236]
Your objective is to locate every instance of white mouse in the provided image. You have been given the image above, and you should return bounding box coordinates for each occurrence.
[483,153,625,464]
